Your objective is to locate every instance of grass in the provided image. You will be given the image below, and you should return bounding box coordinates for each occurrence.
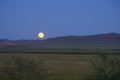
[0,49,120,80]
[0,49,120,54]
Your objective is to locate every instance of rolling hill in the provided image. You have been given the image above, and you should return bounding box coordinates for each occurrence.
[0,33,120,49]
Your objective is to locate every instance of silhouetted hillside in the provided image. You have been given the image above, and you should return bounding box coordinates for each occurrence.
[0,33,120,49]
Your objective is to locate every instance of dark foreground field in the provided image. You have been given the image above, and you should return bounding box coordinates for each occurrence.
[0,49,120,80]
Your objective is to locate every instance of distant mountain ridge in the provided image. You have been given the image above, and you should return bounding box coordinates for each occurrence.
[0,33,120,49]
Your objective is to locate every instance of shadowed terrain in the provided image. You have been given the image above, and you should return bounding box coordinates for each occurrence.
[0,33,120,49]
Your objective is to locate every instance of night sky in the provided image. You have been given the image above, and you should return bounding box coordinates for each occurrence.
[0,0,120,40]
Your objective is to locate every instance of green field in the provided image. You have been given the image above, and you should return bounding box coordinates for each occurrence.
[0,49,120,54]
[0,49,120,80]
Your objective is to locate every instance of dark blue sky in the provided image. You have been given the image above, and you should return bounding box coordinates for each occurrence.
[0,0,120,40]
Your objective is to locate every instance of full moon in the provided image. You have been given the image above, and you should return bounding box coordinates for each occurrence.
[38,32,45,39]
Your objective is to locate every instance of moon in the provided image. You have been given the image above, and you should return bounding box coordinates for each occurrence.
[38,32,45,39]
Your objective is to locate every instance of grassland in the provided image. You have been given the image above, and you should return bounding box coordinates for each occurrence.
[0,49,120,80]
